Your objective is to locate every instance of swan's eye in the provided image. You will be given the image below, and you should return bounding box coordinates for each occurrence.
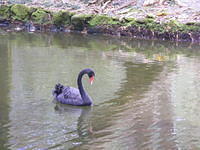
[89,76,95,85]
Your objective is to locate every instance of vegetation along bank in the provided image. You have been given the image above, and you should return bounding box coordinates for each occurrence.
[0,4,200,43]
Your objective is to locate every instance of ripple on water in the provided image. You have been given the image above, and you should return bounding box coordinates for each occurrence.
[1,33,200,149]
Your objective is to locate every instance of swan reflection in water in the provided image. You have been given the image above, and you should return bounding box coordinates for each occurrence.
[54,103,94,143]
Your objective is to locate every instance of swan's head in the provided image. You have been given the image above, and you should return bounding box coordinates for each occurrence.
[87,69,95,85]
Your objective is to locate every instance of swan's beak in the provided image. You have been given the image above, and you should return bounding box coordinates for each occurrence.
[89,76,95,85]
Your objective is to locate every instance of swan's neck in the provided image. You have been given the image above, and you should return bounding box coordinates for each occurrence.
[77,71,92,105]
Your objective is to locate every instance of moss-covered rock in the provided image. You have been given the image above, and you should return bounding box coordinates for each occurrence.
[52,11,74,26]
[31,8,51,24]
[165,20,183,32]
[140,18,164,32]
[29,7,38,15]
[71,14,93,30]
[164,20,200,33]
[89,15,120,26]
[0,3,200,43]
[185,24,200,32]
[0,5,11,20]
[121,17,164,32]
[120,18,136,26]
[10,4,30,21]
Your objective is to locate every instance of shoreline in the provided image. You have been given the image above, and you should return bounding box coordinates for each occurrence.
[0,4,200,43]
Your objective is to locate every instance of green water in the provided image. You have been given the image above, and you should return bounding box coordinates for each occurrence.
[1,32,200,150]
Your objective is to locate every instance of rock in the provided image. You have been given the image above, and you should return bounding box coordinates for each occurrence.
[31,8,51,24]
[0,5,11,20]
[0,20,9,27]
[88,15,120,26]
[52,11,74,26]
[71,14,92,30]
[10,4,30,21]
[25,21,36,32]
[14,26,24,31]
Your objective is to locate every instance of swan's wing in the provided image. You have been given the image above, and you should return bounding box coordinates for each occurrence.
[62,86,81,99]
[56,86,84,105]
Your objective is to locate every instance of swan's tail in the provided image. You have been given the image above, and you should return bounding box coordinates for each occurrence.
[52,83,64,97]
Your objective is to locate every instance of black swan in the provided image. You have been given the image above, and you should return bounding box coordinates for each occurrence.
[53,68,95,106]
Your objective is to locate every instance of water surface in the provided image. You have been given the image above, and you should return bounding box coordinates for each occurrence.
[0,32,200,150]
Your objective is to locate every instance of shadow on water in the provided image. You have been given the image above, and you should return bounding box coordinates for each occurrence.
[1,32,200,149]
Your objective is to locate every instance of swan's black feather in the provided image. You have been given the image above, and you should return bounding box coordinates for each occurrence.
[55,86,84,105]
[52,68,94,106]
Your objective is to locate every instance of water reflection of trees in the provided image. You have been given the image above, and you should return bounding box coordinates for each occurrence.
[2,32,200,149]
[4,32,125,149]
[26,32,198,149]
[69,60,178,149]
[0,37,11,150]
[5,32,200,58]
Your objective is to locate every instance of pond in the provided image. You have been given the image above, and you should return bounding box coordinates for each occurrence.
[1,32,200,150]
